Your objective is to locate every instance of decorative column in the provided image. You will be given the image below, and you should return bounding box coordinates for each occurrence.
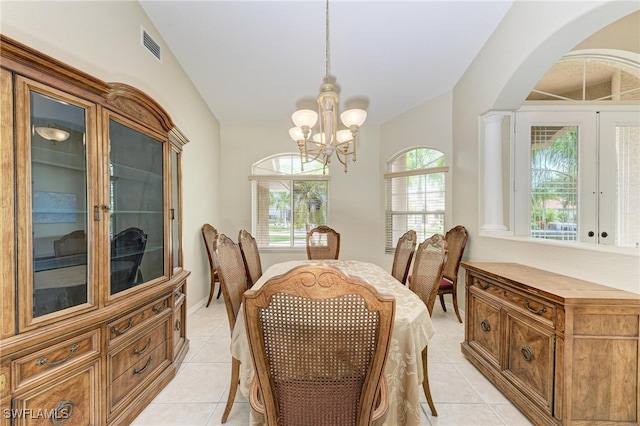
[481,112,509,233]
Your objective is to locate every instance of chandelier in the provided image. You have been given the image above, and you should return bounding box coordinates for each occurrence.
[288,0,367,173]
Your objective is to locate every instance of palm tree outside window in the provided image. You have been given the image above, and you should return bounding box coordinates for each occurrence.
[250,153,329,249]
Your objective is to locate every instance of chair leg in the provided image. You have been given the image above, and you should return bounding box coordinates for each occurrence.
[222,357,240,423]
[452,292,462,323]
[421,347,437,417]
[439,293,447,312]
[216,280,222,299]
[206,277,215,307]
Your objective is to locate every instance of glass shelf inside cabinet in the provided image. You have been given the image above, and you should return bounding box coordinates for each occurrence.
[30,91,89,317]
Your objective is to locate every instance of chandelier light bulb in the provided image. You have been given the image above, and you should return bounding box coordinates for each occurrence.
[289,127,305,142]
[291,109,318,128]
[336,129,352,143]
[340,109,367,128]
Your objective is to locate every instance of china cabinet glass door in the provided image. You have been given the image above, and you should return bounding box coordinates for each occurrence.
[171,148,181,272]
[19,78,96,321]
[108,118,166,295]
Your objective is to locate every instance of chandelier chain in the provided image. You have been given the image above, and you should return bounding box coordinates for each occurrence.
[325,0,330,81]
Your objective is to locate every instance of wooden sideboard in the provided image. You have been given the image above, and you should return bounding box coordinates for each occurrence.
[461,262,640,426]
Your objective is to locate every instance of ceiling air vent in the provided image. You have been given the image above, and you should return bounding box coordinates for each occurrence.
[141,27,161,62]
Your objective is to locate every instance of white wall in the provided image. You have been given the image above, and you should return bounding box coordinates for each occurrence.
[1,1,221,309]
[451,1,640,293]
[219,123,385,270]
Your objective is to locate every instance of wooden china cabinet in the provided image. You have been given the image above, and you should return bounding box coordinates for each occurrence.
[0,35,190,425]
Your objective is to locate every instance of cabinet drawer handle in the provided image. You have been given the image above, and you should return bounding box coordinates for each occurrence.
[175,319,181,332]
[50,400,73,424]
[478,281,490,290]
[133,338,152,355]
[480,319,491,332]
[520,345,534,362]
[36,343,79,367]
[152,301,168,314]
[111,318,134,336]
[524,299,547,315]
[133,356,153,375]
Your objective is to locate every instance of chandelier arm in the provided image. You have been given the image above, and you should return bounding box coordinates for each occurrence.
[301,142,327,165]
[333,150,348,173]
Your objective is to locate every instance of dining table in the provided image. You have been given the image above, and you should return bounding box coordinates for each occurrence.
[230,259,434,426]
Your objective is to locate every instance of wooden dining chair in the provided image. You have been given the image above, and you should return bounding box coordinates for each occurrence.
[408,233,448,417]
[306,225,340,260]
[238,229,262,288]
[53,229,87,257]
[244,265,395,426]
[390,230,417,284]
[215,233,249,423]
[201,224,221,307]
[110,227,147,293]
[438,225,468,322]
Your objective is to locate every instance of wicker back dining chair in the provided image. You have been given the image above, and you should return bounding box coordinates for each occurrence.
[215,233,249,423]
[390,230,417,284]
[54,229,87,257]
[306,225,340,260]
[201,224,221,307]
[238,229,262,288]
[438,225,468,322]
[244,266,395,426]
[408,233,448,417]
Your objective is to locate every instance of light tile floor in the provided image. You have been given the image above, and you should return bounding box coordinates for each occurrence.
[132,296,533,426]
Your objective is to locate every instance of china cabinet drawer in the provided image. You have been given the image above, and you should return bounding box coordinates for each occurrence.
[109,319,169,380]
[12,359,100,426]
[110,340,170,409]
[107,296,171,345]
[12,329,100,392]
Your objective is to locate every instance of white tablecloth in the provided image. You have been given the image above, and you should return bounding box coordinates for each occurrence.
[231,259,434,425]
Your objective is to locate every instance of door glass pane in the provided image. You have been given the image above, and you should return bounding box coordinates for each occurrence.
[172,150,180,269]
[530,126,578,241]
[31,91,88,317]
[616,126,640,247]
[109,120,164,294]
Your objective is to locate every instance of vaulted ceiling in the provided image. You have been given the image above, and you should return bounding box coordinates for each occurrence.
[139,1,514,126]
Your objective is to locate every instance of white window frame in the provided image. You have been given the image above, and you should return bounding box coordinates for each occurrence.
[250,153,330,251]
[385,147,448,253]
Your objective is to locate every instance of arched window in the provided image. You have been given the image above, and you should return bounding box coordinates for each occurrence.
[527,52,640,102]
[385,148,448,253]
[250,153,330,249]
